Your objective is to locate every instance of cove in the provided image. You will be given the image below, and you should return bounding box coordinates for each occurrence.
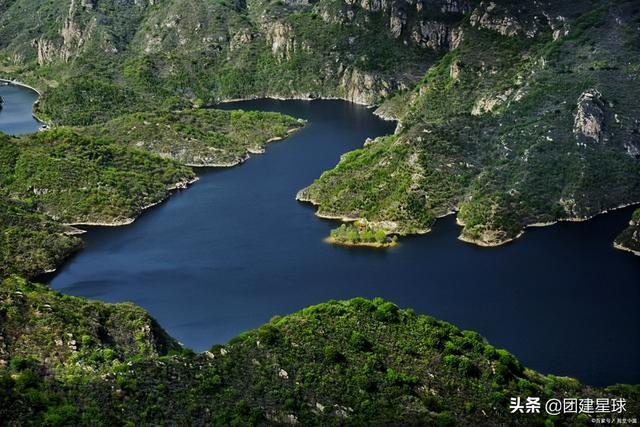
[1,89,638,387]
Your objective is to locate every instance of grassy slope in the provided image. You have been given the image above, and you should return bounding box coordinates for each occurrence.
[0,197,82,278]
[1,276,638,426]
[0,129,194,225]
[299,1,640,246]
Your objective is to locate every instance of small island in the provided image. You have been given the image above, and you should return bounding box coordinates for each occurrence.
[326,220,397,248]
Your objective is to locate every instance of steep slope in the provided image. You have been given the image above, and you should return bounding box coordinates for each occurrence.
[1,277,637,425]
[0,129,194,277]
[0,129,194,226]
[299,0,640,246]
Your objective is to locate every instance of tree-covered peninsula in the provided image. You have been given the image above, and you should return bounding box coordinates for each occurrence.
[85,109,304,167]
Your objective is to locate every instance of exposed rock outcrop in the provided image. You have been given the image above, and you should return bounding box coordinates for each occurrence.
[230,29,253,52]
[470,1,524,37]
[614,209,640,256]
[34,38,57,65]
[573,89,605,144]
[61,3,87,63]
[412,21,452,50]
[266,22,297,61]
[624,120,640,158]
[338,67,404,105]
[32,0,91,65]
[439,0,470,14]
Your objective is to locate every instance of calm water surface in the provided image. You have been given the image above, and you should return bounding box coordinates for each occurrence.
[2,90,638,386]
[0,83,41,134]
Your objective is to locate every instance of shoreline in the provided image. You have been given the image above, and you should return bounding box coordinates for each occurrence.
[63,177,199,229]
[455,201,640,247]
[457,231,524,248]
[324,236,398,248]
[185,127,302,168]
[0,78,42,95]
[218,94,371,108]
[613,241,640,257]
[302,190,640,249]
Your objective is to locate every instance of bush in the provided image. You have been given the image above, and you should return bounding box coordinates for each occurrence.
[373,302,400,323]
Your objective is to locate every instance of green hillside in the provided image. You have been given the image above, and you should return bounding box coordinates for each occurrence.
[2,276,637,426]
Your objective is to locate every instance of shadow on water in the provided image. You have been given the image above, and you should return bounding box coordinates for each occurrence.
[1,94,635,387]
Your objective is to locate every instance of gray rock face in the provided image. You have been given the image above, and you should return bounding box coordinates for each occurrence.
[34,38,57,65]
[230,29,253,52]
[338,67,404,105]
[573,89,605,144]
[266,22,297,61]
[358,0,383,12]
[439,0,470,14]
[469,1,523,37]
[389,7,407,38]
[412,21,450,50]
[625,125,640,158]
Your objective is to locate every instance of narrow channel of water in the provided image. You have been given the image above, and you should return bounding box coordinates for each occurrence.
[1,89,638,386]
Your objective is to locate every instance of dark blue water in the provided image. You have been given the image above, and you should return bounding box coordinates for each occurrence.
[0,83,42,134]
[3,95,631,387]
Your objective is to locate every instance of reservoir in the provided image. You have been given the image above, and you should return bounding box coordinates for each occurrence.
[2,88,638,386]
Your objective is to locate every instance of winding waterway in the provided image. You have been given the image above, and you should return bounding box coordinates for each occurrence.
[1,90,638,386]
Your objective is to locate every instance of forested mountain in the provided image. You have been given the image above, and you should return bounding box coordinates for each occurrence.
[1,0,638,247]
[0,0,639,424]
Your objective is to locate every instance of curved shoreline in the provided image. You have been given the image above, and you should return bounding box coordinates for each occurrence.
[0,78,48,127]
[8,82,637,255]
[183,126,302,168]
[63,177,200,229]
[301,186,640,249]
[0,78,42,95]
[613,241,640,256]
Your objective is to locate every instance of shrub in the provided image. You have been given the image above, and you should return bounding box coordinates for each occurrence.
[373,302,400,323]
